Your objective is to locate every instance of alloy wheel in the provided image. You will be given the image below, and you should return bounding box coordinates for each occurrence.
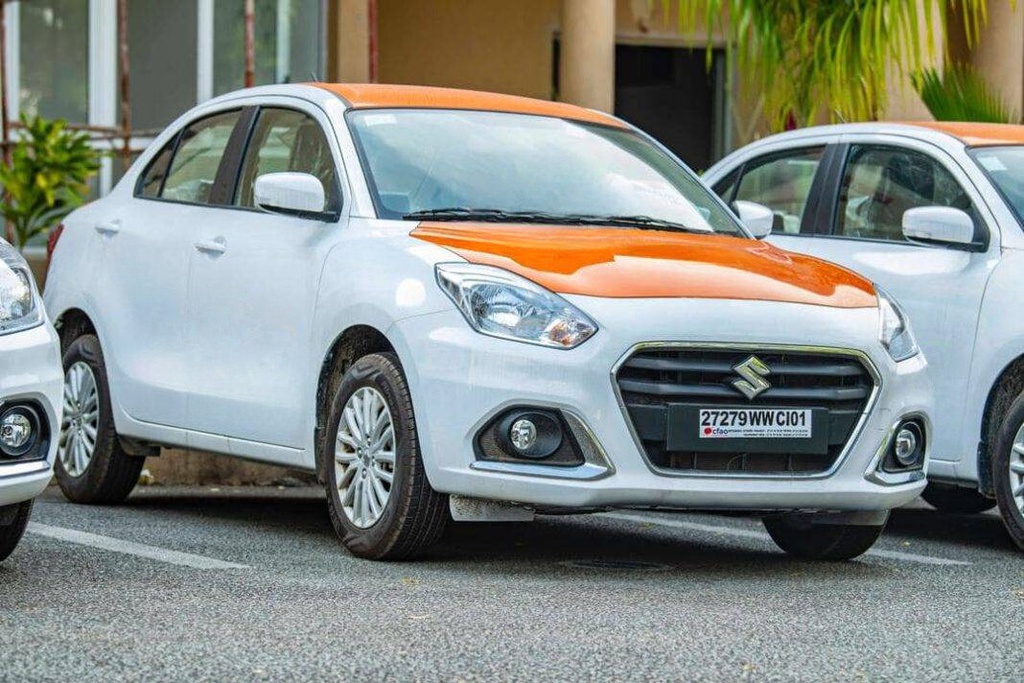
[335,386,396,528]
[1011,424,1024,516]
[59,361,99,478]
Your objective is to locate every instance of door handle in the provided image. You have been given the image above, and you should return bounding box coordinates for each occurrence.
[94,221,121,236]
[194,238,227,256]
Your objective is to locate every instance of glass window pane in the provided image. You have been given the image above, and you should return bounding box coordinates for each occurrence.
[837,145,973,242]
[137,144,175,197]
[125,0,199,131]
[734,148,824,234]
[235,108,336,208]
[19,0,89,122]
[162,111,241,205]
[213,0,323,96]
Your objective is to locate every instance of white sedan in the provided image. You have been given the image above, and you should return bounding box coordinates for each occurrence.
[705,121,1024,550]
[44,84,931,560]
[0,240,62,562]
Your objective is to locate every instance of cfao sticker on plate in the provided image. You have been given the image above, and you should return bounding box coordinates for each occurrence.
[699,408,812,439]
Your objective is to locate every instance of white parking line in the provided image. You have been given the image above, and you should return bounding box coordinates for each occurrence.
[600,512,972,567]
[27,523,250,570]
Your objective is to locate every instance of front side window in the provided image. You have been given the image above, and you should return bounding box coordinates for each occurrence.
[347,109,743,235]
[837,145,973,242]
[732,147,825,234]
[234,108,338,209]
[159,111,242,205]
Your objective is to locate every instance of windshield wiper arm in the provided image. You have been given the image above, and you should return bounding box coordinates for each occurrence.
[403,208,711,233]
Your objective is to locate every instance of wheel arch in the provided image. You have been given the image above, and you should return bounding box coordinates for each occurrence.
[313,324,398,483]
[52,307,98,355]
[978,355,1024,496]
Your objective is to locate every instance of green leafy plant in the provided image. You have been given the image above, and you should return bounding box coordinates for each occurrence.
[669,0,993,131]
[912,65,1019,123]
[0,115,100,249]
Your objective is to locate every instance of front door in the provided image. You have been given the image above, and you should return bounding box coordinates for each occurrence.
[186,105,343,456]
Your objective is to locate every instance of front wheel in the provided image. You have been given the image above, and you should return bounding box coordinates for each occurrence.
[921,483,996,514]
[323,353,447,560]
[990,392,1024,552]
[764,514,886,560]
[0,501,33,562]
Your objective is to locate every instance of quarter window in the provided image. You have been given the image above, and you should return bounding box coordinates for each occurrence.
[234,108,338,210]
[137,143,175,198]
[731,147,825,234]
[836,145,973,242]
[160,110,242,205]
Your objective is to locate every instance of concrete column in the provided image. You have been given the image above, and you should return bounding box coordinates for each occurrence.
[559,0,615,112]
[328,0,370,83]
[970,0,1024,115]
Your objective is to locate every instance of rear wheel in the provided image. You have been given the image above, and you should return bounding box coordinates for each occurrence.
[54,335,144,504]
[991,392,1024,551]
[0,501,33,562]
[921,483,996,514]
[764,514,886,560]
[323,353,447,560]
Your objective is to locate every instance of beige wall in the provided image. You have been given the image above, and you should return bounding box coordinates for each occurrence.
[376,0,560,99]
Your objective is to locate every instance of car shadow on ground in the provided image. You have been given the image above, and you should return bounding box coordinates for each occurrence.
[77,487,1018,571]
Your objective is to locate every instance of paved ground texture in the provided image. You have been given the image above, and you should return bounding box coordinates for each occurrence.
[2,486,1022,682]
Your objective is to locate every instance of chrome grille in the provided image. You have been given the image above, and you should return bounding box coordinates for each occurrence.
[615,347,875,474]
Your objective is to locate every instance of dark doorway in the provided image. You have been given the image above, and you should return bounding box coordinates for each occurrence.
[614,44,726,171]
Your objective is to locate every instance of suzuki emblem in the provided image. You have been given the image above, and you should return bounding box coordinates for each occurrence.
[731,355,771,400]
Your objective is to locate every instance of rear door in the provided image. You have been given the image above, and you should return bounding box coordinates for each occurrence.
[186,103,344,459]
[95,109,245,430]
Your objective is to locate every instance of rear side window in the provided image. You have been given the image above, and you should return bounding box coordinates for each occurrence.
[157,110,242,205]
[137,143,174,197]
[234,108,338,210]
[732,147,825,234]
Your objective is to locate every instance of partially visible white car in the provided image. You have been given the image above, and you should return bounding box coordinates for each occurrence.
[705,121,1024,549]
[0,240,62,562]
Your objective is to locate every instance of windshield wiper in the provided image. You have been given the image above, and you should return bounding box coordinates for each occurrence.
[403,207,711,233]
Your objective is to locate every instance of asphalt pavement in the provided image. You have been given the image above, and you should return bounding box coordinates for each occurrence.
[1,486,1022,682]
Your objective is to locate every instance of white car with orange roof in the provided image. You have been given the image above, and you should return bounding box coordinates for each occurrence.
[44,83,930,560]
[705,121,1024,552]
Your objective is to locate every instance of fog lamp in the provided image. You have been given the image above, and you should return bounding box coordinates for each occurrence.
[509,419,538,452]
[0,408,34,457]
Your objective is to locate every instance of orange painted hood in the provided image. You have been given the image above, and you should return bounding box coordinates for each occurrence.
[412,223,877,308]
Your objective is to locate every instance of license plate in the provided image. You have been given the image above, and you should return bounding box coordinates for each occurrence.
[665,405,829,454]
[699,408,812,439]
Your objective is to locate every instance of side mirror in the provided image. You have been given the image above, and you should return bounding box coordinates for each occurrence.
[733,200,774,239]
[902,206,975,246]
[254,172,326,217]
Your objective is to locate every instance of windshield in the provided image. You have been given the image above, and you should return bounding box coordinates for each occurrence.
[971,146,1024,225]
[347,109,743,235]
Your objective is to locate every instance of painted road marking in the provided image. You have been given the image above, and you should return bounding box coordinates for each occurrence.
[27,523,250,570]
[601,512,972,567]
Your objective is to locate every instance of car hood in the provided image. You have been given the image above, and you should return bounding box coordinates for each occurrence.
[411,223,877,308]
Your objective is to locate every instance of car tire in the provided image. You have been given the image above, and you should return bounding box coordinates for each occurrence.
[921,483,996,514]
[0,501,33,562]
[990,391,1024,551]
[763,514,886,560]
[54,334,144,505]
[323,352,447,560]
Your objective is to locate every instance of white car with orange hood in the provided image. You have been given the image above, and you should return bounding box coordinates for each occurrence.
[43,84,931,560]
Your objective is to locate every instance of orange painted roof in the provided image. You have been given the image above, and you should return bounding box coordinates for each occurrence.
[907,121,1024,147]
[412,223,877,307]
[313,83,625,128]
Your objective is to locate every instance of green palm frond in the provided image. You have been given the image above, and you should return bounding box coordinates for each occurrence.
[912,66,1019,123]
[669,0,998,132]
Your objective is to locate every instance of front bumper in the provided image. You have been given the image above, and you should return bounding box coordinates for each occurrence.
[0,322,61,507]
[391,297,931,512]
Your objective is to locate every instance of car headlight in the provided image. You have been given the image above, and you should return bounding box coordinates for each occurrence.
[0,243,43,336]
[436,263,598,349]
[877,286,918,362]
